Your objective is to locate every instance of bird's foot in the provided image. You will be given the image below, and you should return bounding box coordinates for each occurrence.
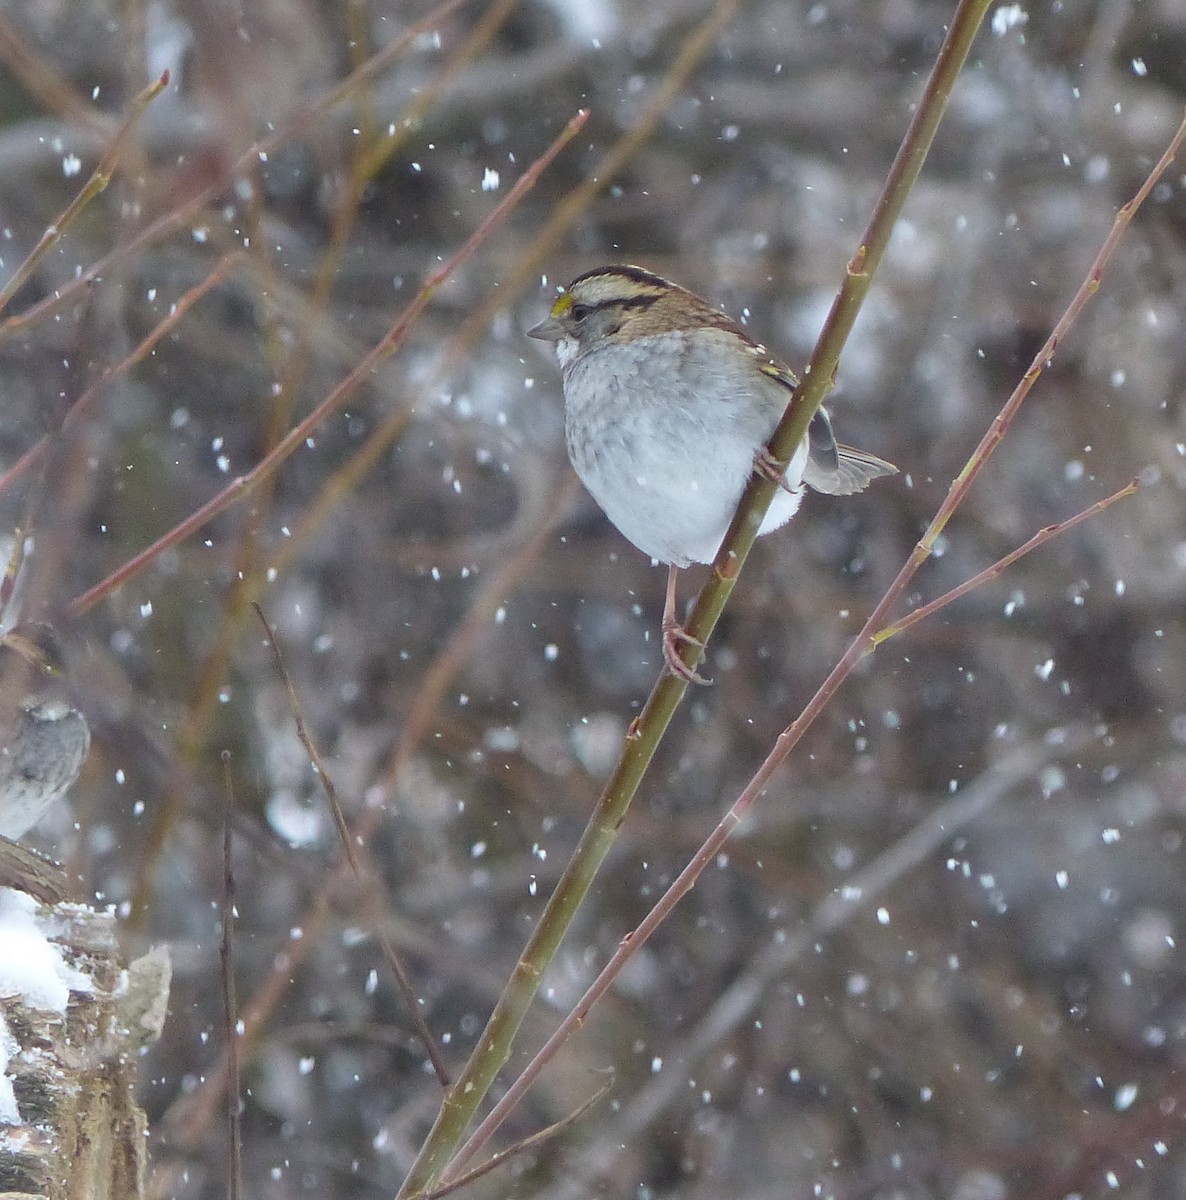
[753,446,802,495]
[662,620,711,686]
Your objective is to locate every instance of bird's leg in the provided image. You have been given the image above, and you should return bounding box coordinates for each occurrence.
[753,445,802,496]
[661,564,710,685]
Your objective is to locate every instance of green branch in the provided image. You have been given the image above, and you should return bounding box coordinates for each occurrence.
[395,2,995,1195]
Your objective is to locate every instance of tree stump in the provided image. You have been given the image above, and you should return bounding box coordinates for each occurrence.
[0,847,169,1200]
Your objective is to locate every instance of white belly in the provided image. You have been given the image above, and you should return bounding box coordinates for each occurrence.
[563,330,809,566]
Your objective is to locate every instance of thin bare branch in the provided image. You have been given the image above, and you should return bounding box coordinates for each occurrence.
[416,1076,613,1200]
[0,70,168,317]
[434,99,1186,1192]
[0,251,246,500]
[537,730,1095,1200]
[400,5,996,1194]
[219,752,244,1200]
[66,109,588,617]
[0,0,468,341]
[872,479,1140,646]
[251,603,451,1087]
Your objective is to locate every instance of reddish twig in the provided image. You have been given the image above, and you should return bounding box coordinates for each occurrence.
[219,752,244,1200]
[0,70,169,317]
[436,107,1186,1183]
[872,479,1140,646]
[0,251,246,500]
[66,109,589,617]
[0,0,468,342]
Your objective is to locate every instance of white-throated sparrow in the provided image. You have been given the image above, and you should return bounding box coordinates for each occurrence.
[529,264,896,681]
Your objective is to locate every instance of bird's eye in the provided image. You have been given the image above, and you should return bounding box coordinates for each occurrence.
[569,302,592,322]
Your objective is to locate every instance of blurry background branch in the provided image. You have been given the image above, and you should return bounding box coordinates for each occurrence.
[0,2,1183,1199]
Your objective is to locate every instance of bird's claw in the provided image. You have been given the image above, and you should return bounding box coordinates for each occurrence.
[662,621,711,686]
[753,446,802,496]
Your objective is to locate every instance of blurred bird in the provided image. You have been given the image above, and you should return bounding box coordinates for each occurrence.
[0,625,90,840]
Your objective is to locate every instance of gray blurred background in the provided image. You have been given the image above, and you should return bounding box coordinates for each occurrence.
[1,0,1184,1196]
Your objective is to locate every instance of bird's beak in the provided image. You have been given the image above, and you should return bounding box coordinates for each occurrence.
[527,316,564,342]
